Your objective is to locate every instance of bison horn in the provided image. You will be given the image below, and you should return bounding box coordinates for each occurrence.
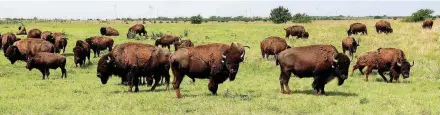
[240,52,245,59]
[221,60,225,63]
[222,54,226,59]
[397,62,402,66]
[411,61,415,67]
[333,58,338,63]
[106,57,112,63]
[243,46,251,49]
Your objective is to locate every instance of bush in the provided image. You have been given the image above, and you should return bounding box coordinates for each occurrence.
[403,9,434,22]
[184,29,189,37]
[190,15,203,24]
[373,16,383,19]
[291,13,312,23]
[269,6,292,24]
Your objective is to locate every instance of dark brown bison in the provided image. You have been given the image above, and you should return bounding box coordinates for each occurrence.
[5,38,55,64]
[375,20,393,34]
[85,36,114,58]
[341,36,360,58]
[53,32,68,54]
[100,27,119,36]
[41,31,55,43]
[276,45,350,95]
[97,42,170,92]
[170,43,248,98]
[155,35,180,51]
[347,23,367,35]
[74,40,91,66]
[27,29,42,38]
[17,26,27,35]
[352,51,379,81]
[260,36,290,59]
[26,52,66,79]
[1,32,18,53]
[284,25,309,39]
[422,19,433,29]
[174,40,194,51]
[127,24,147,38]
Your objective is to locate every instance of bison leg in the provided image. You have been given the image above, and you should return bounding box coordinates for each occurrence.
[365,66,374,82]
[208,79,219,95]
[279,70,291,94]
[150,74,161,91]
[172,70,184,98]
[378,69,389,83]
[46,69,50,79]
[285,34,289,39]
[146,76,153,86]
[163,72,171,91]
[126,71,136,92]
[61,67,67,78]
[39,69,46,80]
[167,46,171,51]
[92,49,97,58]
[97,50,101,57]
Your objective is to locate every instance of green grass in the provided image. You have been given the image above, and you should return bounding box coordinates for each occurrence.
[1,19,440,114]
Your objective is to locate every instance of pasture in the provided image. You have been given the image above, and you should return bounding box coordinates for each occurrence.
[0,19,439,114]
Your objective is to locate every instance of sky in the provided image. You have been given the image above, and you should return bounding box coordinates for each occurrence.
[0,1,439,19]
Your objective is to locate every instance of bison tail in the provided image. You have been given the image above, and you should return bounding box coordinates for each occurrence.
[275,55,280,66]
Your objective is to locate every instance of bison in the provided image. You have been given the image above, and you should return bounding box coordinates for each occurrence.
[100,27,119,36]
[41,31,55,43]
[341,36,360,58]
[17,26,27,35]
[73,46,87,67]
[352,51,379,81]
[85,36,114,58]
[155,35,180,51]
[375,20,393,34]
[5,38,55,64]
[347,23,367,35]
[26,52,66,79]
[53,32,68,54]
[97,42,170,92]
[170,43,248,98]
[174,40,194,51]
[284,25,309,39]
[27,29,42,38]
[276,45,350,95]
[127,24,147,38]
[422,19,433,29]
[1,32,18,53]
[260,36,291,59]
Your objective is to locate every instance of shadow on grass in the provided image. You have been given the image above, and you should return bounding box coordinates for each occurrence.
[292,90,358,97]
[64,53,75,57]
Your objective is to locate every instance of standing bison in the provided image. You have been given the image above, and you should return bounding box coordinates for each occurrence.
[27,29,42,38]
[41,31,55,43]
[170,43,248,98]
[73,40,91,67]
[375,20,393,34]
[352,51,379,81]
[85,36,114,58]
[276,45,350,95]
[174,40,194,51]
[422,19,433,29]
[5,38,55,64]
[53,32,68,54]
[100,27,119,36]
[1,32,18,53]
[127,24,147,38]
[284,25,309,39]
[347,23,367,35]
[260,36,290,59]
[26,52,67,79]
[17,26,27,35]
[155,35,181,51]
[341,36,360,58]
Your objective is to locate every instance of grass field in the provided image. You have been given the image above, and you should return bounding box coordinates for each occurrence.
[0,19,439,114]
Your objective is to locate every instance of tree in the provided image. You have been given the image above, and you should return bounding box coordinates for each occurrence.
[403,9,434,22]
[269,6,292,24]
[292,13,312,23]
[190,15,203,24]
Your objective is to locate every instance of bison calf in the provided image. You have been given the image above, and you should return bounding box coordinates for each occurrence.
[260,36,290,59]
[352,51,379,81]
[341,36,360,58]
[26,52,67,79]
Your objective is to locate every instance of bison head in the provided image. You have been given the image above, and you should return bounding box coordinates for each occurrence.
[221,43,247,81]
[97,54,115,84]
[398,60,414,79]
[347,30,353,36]
[25,57,36,71]
[352,38,360,53]
[5,46,24,64]
[331,53,351,86]
[302,32,309,38]
[85,38,93,46]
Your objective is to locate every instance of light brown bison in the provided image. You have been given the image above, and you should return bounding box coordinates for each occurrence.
[347,23,367,35]
[97,42,170,92]
[260,36,290,59]
[174,40,194,51]
[155,35,181,51]
[127,24,147,38]
[375,20,393,34]
[100,27,119,36]
[41,31,55,43]
[352,51,379,81]
[85,36,114,58]
[26,52,67,79]
[422,19,433,29]
[276,45,350,95]
[170,43,248,98]
[341,36,360,58]
[53,32,68,54]
[1,32,18,53]
[27,29,42,38]
[17,26,27,35]
[5,38,55,64]
[74,40,91,66]
[284,25,309,39]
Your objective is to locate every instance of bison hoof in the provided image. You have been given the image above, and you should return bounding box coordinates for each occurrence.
[176,94,183,98]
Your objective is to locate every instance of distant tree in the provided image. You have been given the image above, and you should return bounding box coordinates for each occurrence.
[403,9,434,22]
[269,6,292,24]
[373,16,383,19]
[291,13,312,23]
[190,15,203,24]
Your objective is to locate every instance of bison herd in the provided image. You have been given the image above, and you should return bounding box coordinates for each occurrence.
[0,19,433,98]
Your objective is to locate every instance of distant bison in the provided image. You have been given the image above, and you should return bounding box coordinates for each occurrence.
[260,36,290,59]
[347,23,367,35]
[127,24,147,38]
[341,36,360,58]
[1,32,18,53]
[5,38,55,64]
[74,40,91,67]
[284,25,309,39]
[422,19,433,29]
[85,36,114,58]
[155,35,180,51]
[100,27,119,36]
[17,26,27,35]
[26,52,66,79]
[375,20,393,34]
[276,45,350,95]
[53,32,68,54]
[174,40,194,51]
[27,29,42,38]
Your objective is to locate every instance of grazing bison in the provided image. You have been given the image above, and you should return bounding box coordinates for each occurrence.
[170,43,248,98]
[53,32,68,54]
[352,51,379,81]
[74,40,91,65]
[41,31,55,43]
[375,20,393,34]
[97,42,170,92]
[27,29,42,38]
[174,40,194,51]
[5,39,55,64]
[260,36,291,59]
[1,32,18,53]
[284,25,309,39]
[347,23,367,35]
[127,24,147,38]
[422,19,433,29]
[100,27,119,36]
[73,46,87,67]
[341,36,360,58]
[155,35,180,51]
[26,52,66,79]
[85,36,114,58]
[17,26,27,35]
[276,45,350,95]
